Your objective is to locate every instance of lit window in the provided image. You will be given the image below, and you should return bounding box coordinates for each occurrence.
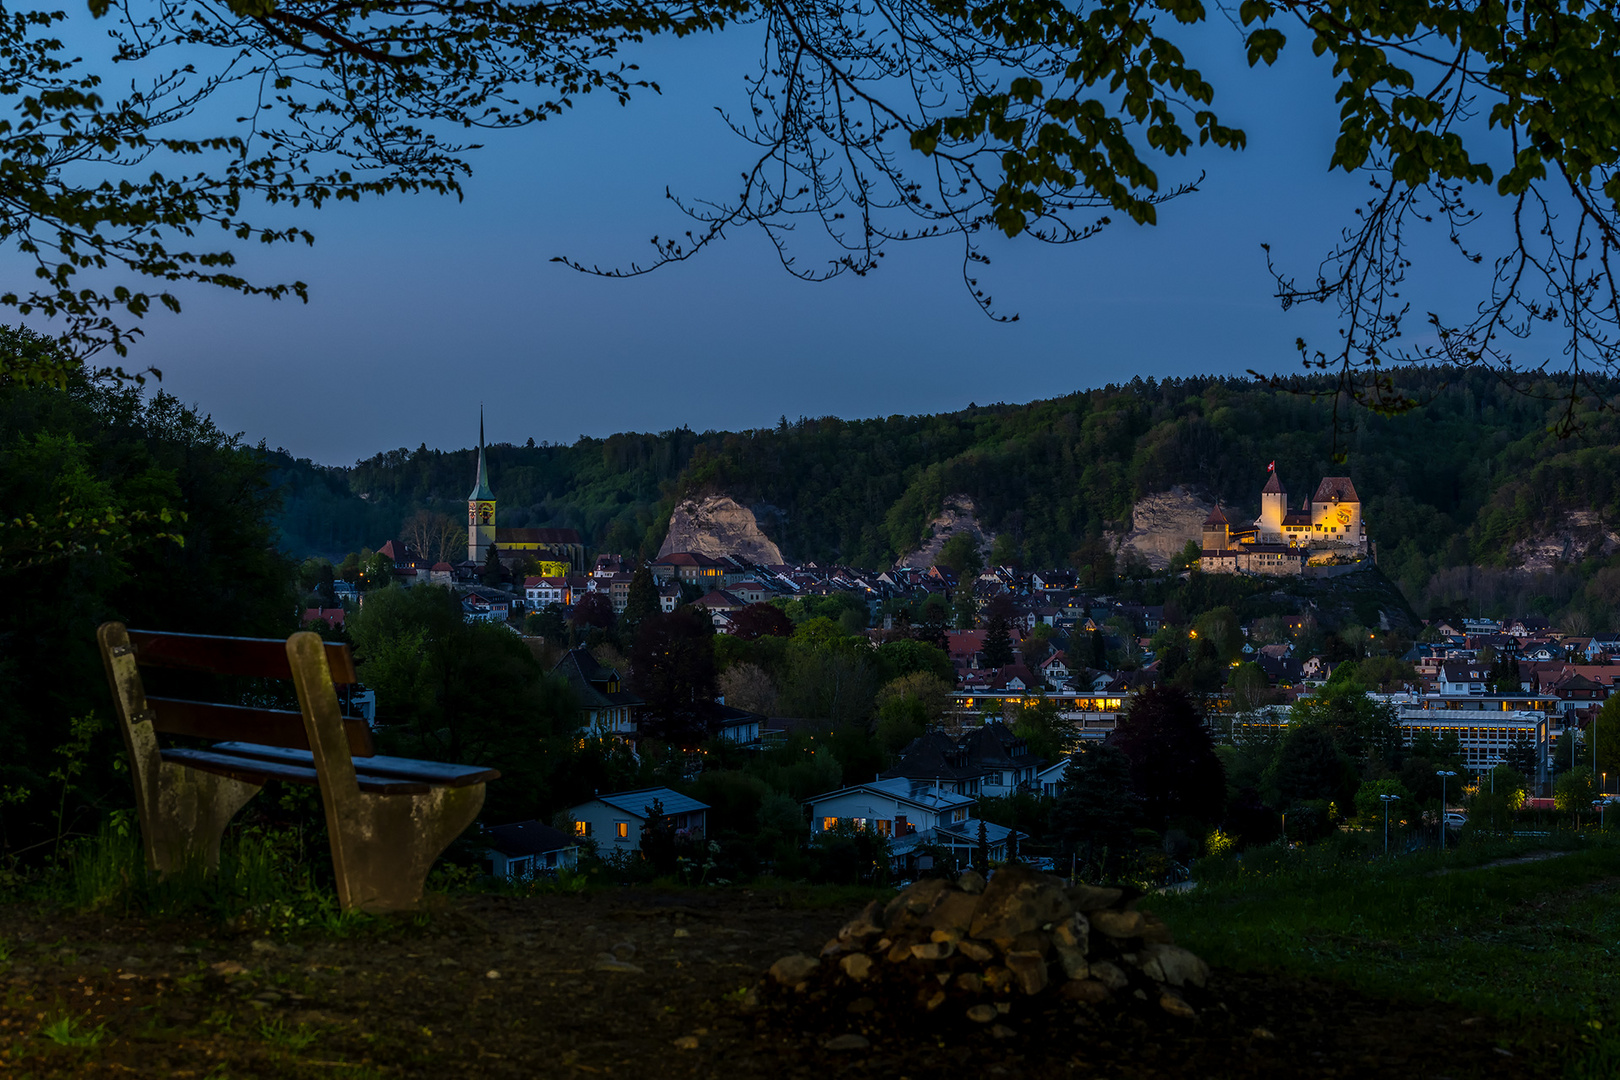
[822,817,838,832]
[574,820,590,837]
[615,821,629,839]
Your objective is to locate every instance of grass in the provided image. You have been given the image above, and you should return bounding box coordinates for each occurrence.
[1142,833,1620,1076]
[40,1012,107,1048]
[256,1017,320,1052]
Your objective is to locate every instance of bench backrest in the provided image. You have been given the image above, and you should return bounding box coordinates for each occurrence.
[118,627,373,757]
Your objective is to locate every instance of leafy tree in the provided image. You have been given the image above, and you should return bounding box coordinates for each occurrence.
[1050,745,1141,876]
[1555,767,1597,814]
[718,662,778,715]
[873,672,953,753]
[524,604,569,642]
[731,602,795,641]
[873,638,954,685]
[951,588,979,631]
[619,566,660,641]
[350,584,578,818]
[1288,683,1403,774]
[1070,538,1115,591]
[1012,695,1077,764]
[630,609,718,744]
[980,610,1014,670]
[1589,695,1620,782]
[937,532,984,580]
[1266,724,1357,811]
[569,593,616,635]
[1108,686,1226,830]
[1352,777,1409,827]
[401,509,463,566]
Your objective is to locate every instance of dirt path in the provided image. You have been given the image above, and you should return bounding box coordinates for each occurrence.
[0,888,1567,1078]
[1429,849,1574,876]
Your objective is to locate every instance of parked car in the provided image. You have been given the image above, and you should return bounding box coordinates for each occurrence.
[1444,811,1468,829]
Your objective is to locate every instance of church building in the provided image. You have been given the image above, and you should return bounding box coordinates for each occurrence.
[1200,466,1369,576]
[465,412,587,570]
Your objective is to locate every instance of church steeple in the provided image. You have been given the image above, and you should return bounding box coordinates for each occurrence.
[468,408,495,502]
[467,407,497,562]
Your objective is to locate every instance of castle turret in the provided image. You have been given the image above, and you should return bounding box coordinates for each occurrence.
[1257,467,1286,542]
[467,410,497,563]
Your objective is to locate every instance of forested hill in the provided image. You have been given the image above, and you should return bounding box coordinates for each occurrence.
[269,368,1620,615]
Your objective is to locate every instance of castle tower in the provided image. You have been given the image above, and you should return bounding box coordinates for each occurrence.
[1202,505,1232,552]
[467,409,497,563]
[1256,465,1286,542]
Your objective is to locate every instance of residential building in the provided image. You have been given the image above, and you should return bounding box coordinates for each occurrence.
[553,647,643,741]
[569,787,709,851]
[482,821,578,880]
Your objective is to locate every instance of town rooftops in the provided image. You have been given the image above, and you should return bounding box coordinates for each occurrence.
[553,647,643,710]
[806,775,975,812]
[1312,477,1360,503]
[652,551,726,567]
[496,527,583,545]
[593,787,710,818]
[484,820,575,858]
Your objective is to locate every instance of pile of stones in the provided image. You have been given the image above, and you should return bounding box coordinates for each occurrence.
[764,865,1211,1037]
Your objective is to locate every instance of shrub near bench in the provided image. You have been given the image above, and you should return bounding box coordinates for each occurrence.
[97,622,498,913]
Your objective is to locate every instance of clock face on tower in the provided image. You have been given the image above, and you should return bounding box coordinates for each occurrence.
[478,504,493,524]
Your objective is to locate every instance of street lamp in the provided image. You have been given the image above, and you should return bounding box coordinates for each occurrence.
[1379,793,1399,856]
[1437,770,1457,851]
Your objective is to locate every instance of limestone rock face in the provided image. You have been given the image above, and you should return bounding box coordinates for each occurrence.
[1109,485,1215,570]
[896,494,996,570]
[1509,508,1620,572]
[658,495,784,564]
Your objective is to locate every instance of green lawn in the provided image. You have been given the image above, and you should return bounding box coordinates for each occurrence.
[1144,836,1620,1076]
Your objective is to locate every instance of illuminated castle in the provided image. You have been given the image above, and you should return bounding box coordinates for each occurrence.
[1199,467,1368,576]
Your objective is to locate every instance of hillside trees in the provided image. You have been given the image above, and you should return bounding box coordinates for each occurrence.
[0,373,294,855]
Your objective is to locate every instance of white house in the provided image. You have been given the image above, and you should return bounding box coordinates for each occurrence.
[1438,661,1488,695]
[804,777,1023,868]
[1034,759,1070,797]
[807,776,973,839]
[568,787,709,853]
[524,576,568,609]
[483,820,578,880]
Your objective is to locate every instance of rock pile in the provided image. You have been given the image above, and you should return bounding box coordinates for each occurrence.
[764,865,1211,1036]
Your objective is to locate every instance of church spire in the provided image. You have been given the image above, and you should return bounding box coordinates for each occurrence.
[468,406,494,501]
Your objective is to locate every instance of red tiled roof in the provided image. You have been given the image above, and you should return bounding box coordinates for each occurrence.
[1262,471,1286,494]
[1312,477,1360,503]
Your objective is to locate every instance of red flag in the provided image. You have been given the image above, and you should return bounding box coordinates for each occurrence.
[1267,460,1275,472]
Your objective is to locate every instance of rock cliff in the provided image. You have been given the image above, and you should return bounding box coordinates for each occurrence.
[1509,509,1620,572]
[658,495,785,565]
[897,495,996,569]
[1110,486,1215,570]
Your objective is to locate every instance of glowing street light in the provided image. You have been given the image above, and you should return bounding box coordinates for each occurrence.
[1437,770,1457,851]
[1379,793,1399,856]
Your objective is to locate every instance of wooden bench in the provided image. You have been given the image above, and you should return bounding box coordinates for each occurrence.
[96,622,498,913]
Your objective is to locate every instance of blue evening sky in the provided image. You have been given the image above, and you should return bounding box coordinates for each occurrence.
[67,15,1519,464]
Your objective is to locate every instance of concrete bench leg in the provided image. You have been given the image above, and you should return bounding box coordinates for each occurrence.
[97,622,261,876]
[326,784,486,913]
[287,631,485,914]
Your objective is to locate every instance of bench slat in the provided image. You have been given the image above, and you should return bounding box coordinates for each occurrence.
[148,698,375,758]
[129,629,357,684]
[161,748,431,795]
[211,742,499,788]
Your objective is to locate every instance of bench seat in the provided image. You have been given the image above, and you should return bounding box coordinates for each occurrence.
[211,742,499,788]
[160,747,435,795]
